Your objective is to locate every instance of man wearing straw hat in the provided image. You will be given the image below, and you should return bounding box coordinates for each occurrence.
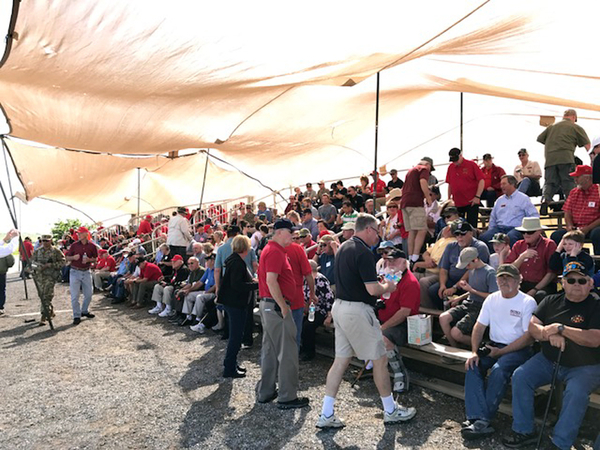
[504,217,558,301]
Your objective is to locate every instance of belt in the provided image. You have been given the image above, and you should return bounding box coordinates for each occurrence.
[261,297,291,305]
[70,266,90,272]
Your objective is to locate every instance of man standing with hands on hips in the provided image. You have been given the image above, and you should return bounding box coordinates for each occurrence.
[317,213,416,429]
[65,226,98,325]
[256,218,309,410]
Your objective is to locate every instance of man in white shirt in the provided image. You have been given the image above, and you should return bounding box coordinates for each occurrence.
[0,229,19,314]
[514,148,542,196]
[167,207,192,260]
[461,264,536,440]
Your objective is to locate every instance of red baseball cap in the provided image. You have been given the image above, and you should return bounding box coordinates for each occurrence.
[172,254,183,262]
[569,165,592,177]
[98,249,107,255]
[145,215,152,220]
[77,226,89,234]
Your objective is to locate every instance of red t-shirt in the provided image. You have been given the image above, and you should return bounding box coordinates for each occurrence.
[141,262,163,281]
[137,219,153,236]
[258,241,296,301]
[304,240,317,259]
[370,179,386,194]
[97,255,116,272]
[505,236,558,283]
[378,270,421,323]
[284,243,312,310]
[400,165,430,208]
[66,241,99,270]
[20,240,34,260]
[445,159,484,207]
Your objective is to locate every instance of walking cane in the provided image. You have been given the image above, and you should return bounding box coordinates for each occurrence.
[536,349,563,450]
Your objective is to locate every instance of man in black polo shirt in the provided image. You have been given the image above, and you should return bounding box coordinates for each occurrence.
[504,262,600,449]
[316,214,417,429]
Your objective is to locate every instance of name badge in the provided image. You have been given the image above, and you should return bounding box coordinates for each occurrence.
[326,261,332,268]
[588,201,596,208]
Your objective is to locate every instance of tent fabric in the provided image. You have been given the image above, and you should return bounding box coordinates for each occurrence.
[1,0,600,216]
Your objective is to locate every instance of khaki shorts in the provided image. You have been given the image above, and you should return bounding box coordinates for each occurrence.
[402,206,427,231]
[332,299,386,361]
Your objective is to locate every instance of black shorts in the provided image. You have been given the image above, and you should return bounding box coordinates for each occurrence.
[447,303,481,336]
[382,321,408,347]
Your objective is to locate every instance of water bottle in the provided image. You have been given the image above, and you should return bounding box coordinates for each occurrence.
[308,302,316,322]
[382,272,401,299]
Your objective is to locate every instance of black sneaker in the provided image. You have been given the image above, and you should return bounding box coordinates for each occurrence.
[502,431,537,448]
[236,365,247,373]
[223,370,246,379]
[73,317,81,325]
[82,312,95,319]
[257,391,278,404]
[277,397,309,410]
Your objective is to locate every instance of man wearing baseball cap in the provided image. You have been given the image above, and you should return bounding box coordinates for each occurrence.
[461,264,536,440]
[446,148,485,228]
[167,207,192,260]
[479,153,506,208]
[65,226,98,325]
[439,247,498,348]
[550,165,600,256]
[504,261,600,449]
[137,214,153,236]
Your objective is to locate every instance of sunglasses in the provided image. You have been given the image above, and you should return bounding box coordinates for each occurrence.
[565,277,587,285]
[292,237,300,240]
[387,206,398,209]
[523,231,537,235]
[453,231,468,236]
[41,239,50,242]
[319,243,327,247]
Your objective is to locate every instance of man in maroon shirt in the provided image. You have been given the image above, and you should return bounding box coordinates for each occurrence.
[446,148,485,227]
[401,157,434,265]
[256,218,309,410]
[505,217,558,302]
[65,226,98,325]
[137,215,153,236]
[130,257,163,308]
[285,238,316,349]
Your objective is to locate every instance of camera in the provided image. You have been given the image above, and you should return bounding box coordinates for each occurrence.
[476,342,498,358]
[374,299,386,311]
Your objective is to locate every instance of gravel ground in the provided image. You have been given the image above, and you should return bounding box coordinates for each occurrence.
[0,276,596,450]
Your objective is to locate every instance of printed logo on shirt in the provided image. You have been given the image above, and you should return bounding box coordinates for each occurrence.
[510,309,521,318]
[570,314,585,324]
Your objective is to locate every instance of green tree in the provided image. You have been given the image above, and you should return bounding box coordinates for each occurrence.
[51,219,86,242]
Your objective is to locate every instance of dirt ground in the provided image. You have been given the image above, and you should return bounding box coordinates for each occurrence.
[0,275,596,449]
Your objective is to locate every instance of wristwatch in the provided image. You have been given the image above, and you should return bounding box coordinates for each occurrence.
[557,324,565,334]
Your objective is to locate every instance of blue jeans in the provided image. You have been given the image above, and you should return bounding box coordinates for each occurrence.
[465,346,532,421]
[292,307,304,350]
[518,177,531,194]
[223,305,247,376]
[70,269,93,318]
[551,227,600,256]
[480,225,523,250]
[511,352,600,449]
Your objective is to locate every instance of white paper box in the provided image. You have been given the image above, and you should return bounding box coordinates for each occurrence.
[407,314,432,346]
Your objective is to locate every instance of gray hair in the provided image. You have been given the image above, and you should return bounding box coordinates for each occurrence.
[354,213,378,233]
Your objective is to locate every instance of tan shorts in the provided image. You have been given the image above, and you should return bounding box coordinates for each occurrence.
[332,299,386,361]
[402,206,427,231]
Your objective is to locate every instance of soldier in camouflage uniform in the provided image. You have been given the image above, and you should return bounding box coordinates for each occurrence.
[31,234,65,325]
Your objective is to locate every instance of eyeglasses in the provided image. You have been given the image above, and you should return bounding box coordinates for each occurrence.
[368,226,379,234]
[319,243,327,247]
[565,277,587,285]
[523,231,537,235]
[292,237,300,240]
[387,206,398,209]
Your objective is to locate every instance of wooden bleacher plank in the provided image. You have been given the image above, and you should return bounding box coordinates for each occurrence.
[408,342,472,361]
[400,346,466,373]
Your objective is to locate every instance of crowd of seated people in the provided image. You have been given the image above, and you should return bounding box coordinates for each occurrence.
[47,137,600,448]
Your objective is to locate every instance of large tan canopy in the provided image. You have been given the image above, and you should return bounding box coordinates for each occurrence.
[1,0,600,217]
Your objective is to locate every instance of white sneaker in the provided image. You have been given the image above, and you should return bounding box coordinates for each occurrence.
[148,305,162,315]
[316,414,345,429]
[158,308,172,318]
[190,323,206,334]
[384,403,416,424]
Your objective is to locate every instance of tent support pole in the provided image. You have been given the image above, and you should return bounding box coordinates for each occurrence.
[137,167,141,226]
[198,149,210,216]
[460,92,464,150]
[0,136,28,299]
[373,71,380,209]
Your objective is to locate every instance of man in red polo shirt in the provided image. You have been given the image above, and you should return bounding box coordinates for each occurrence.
[130,256,163,308]
[446,148,485,228]
[256,219,309,410]
[370,171,387,210]
[285,237,316,349]
[505,217,558,301]
[65,226,98,325]
[137,215,153,236]
[92,249,116,291]
[550,165,600,255]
